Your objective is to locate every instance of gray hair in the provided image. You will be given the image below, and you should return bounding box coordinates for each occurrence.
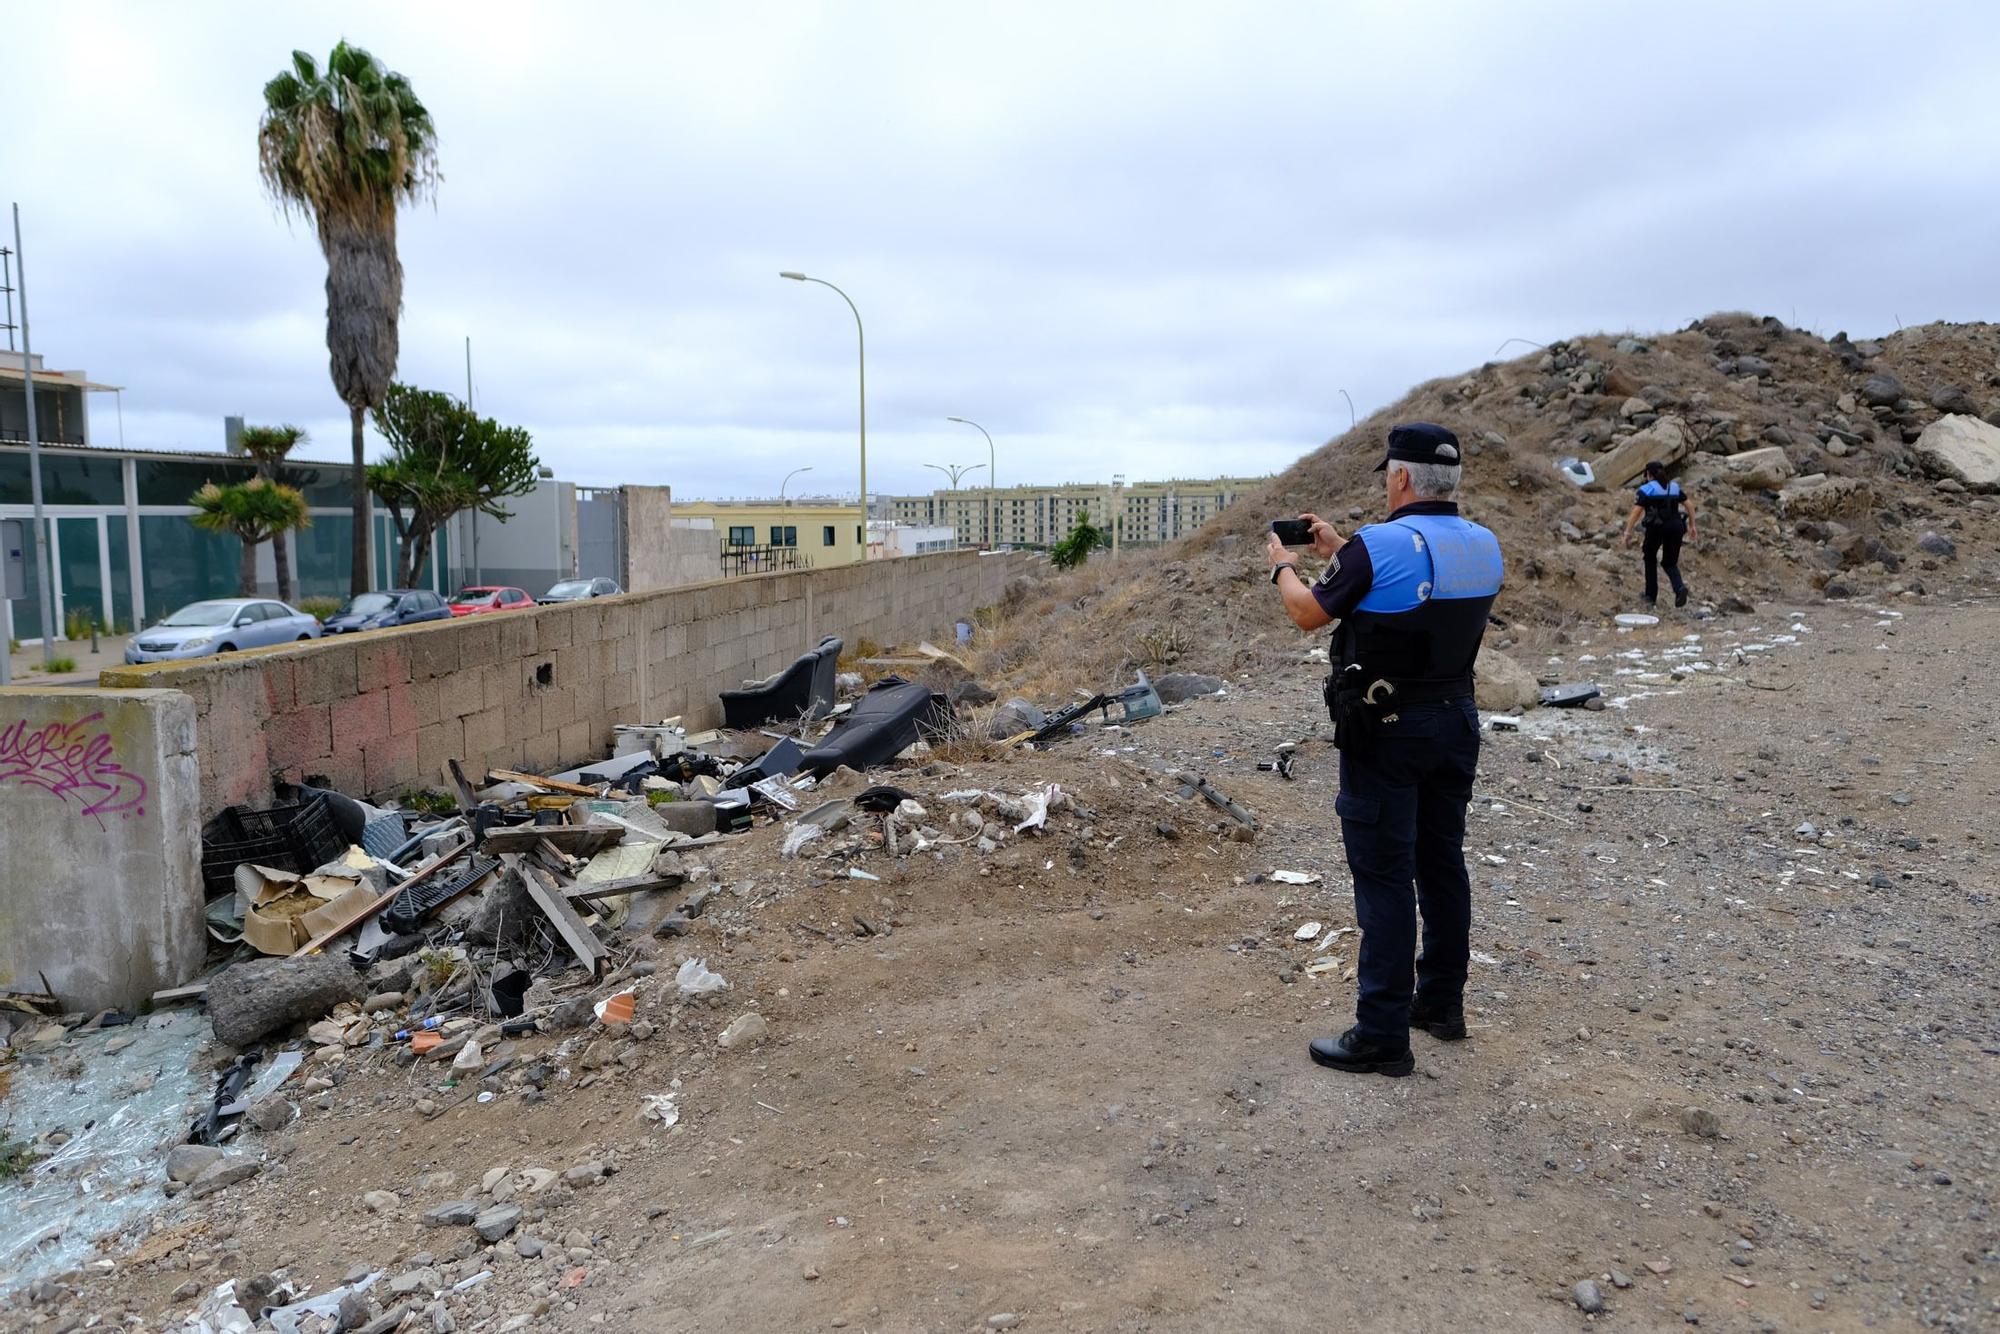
[1390,459,1462,499]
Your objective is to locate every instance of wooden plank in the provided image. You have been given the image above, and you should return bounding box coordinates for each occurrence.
[444,758,480,811]
[564,873,683,904]
[520,863,608,974]
[149,983,209,1005]
[486,767,601,797]
[289,842,468,957]
[478,824,625,856]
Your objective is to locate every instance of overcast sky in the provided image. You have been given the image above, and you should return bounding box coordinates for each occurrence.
[7,1,1998,501]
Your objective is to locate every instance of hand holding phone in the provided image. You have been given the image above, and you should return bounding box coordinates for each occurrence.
[1270,518,1314,548]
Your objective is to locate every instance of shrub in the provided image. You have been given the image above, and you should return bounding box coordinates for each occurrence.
[298,596,344,621]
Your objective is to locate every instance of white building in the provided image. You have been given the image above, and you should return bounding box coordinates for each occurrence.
[867,521,958,559]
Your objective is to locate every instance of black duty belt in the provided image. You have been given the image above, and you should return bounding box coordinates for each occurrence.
[1340,675,1474,706]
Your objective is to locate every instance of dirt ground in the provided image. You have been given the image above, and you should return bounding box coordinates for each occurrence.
[14,595,1998,1334]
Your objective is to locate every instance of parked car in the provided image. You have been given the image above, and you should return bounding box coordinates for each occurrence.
[539,577,622,604]
[447,585,536,616]
[124,598,322,664]
[323,588,454,634]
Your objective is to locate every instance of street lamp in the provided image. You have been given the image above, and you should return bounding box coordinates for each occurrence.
[780,465,812,506]
[923,462,984,489]
[780,271,865,542]
[946,416,995,548]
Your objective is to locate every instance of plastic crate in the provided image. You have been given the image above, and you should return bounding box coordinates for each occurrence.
[200,793,347,897]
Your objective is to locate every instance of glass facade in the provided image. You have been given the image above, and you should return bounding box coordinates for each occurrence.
[138,515,243,625]
[0,451,125,505]
[135,456,255,505]
[107,517,133,633]
[56,516,106,634]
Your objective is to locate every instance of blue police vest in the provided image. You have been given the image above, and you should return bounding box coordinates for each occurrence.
[1636,479,1685,530]
[1335,513,1504,685]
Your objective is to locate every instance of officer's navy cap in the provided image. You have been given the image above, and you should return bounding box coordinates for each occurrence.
[1375,422,1462,471]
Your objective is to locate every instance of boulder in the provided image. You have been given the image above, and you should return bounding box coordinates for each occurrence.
[1153,673,1225,704]
[987,698,1047,740]
[1912,414,2000,491]
[1720,445,1795,490]
[166,1144,224,1184]
[1473,647,1540,713]
[206,955,364,1049]
[1861,372,1906,408]
[1929,385,1979,416]
[1778,475,1873,520]
[1582,415,1691,491]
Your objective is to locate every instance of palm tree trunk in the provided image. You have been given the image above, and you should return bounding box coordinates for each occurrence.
[274,531,294,603]
[350,402,371,595]
[403,527,430,589]
[240,538,259,596]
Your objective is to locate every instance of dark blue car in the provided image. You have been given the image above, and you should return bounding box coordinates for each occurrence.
[323,588,453,634]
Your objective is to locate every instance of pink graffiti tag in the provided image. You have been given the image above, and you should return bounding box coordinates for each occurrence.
[0,712,150,825]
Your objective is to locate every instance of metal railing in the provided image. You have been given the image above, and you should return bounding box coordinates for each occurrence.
[721,543,811,577]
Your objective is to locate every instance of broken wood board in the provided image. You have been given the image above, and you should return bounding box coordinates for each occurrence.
[485,768,602,797]
[520,863,609,974]
[479,824,626,856]
[566,873,685,904]
[916,640,970,671]
[290,843,469,957]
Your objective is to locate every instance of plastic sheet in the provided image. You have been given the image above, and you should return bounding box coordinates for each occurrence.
[675,958,729,996]
[0,1011,209,1296]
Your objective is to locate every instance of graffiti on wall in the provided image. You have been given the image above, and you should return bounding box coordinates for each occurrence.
[0,712,150,826]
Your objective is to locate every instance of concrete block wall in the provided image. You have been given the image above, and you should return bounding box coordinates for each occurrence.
[100,551,1033,820]
[0,688,204,1010]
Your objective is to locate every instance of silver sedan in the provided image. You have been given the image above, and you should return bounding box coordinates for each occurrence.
[123,598,323,664]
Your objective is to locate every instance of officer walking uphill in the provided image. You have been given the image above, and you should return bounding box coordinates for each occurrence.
[1620,460,1697,607]
[1265,424,1503,1077]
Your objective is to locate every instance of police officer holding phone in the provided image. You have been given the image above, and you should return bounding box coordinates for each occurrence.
[1265,423,1503,1077]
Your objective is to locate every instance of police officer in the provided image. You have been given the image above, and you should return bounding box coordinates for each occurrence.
[1620,460,1697,607]
[1265,423,1504,1077]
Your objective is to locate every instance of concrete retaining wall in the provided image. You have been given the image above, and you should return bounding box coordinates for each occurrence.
[103,551,1034,821]
[0,689,203,1011]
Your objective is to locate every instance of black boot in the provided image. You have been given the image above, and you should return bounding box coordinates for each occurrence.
[1408,999,1467,1042]
[1308,1026,1414,1077]
[1674,587,1688,608]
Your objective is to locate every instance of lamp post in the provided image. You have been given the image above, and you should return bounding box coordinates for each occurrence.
[946,415,995,548]
[922,462,983,489]
[780,465,813,506]
[780,272,865,543]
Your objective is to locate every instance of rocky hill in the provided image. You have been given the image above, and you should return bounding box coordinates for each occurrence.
[982,313,2000,691]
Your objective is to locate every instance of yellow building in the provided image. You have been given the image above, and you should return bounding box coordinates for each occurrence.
[672,500,868,571]
[883,475,1267,548]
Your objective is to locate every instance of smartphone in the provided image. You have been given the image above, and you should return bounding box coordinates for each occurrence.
[1270,518,1314,548]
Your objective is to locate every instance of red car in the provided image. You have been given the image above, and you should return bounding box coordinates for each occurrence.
[447,586,537,616]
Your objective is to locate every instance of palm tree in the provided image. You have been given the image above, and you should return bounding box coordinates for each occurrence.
[237,422,310,602]
[257,42,438,596]
[191,479,313,596]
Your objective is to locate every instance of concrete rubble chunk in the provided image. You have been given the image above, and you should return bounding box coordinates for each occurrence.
[246,1094,293,1132]
[1582,414,1690,491]
[206,955,364,1049]
[165,1144,224,1184]
[421,1199,480,1227]
[189,1155,261,1198]
[1153,673,1226,704]
[1473,647,1540,713]
[717,1011,770,1050]
[1778,474,1872,520]
[1912,413,2000,491]
[474,1203,524,1242]
[1720,445,1795,490]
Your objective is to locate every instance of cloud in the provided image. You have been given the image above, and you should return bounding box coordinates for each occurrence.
[7,1,1998,501]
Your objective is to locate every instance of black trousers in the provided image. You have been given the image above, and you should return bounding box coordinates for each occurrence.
[1334,699,1481,1044]
[1642,526,1687,602]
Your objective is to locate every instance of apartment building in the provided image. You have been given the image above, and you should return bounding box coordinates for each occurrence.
[882,474,1267,548]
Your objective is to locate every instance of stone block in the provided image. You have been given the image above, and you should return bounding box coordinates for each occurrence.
[410,633,459,682]
[295,647,360,706]
[462,706,509,760]
[1583,415,1692,491]
[362,727,421,797]
[0,689,204,1011]
[385,680,421,738]
[355,643,410,694]
[330,690,392,749]
[558,719,597,761]
[1913,413,2000,491]
[536,611,573,652]
[266,702,334,773]
[416,717,464,776]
